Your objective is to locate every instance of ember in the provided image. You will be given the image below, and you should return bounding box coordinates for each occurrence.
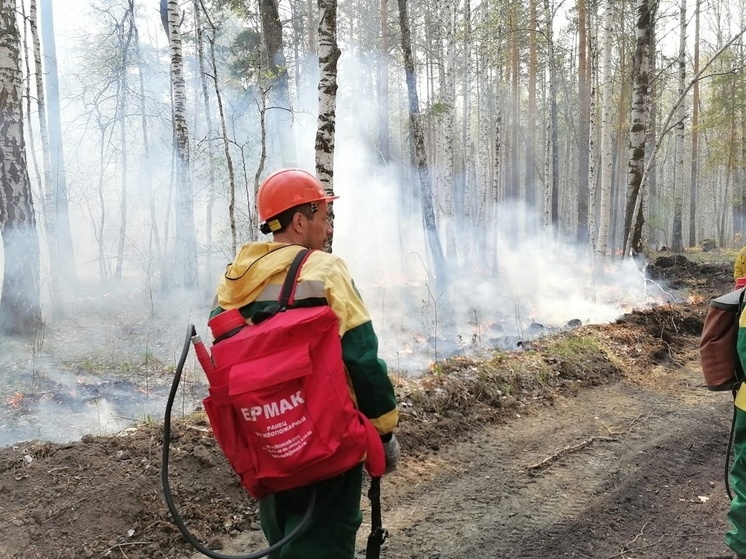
[689,293,706,305]
[7,392,24,408]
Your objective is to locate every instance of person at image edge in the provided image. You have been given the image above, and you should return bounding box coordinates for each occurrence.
[730,277,746,557]
[209,167,400,559]
[734,244,746,286]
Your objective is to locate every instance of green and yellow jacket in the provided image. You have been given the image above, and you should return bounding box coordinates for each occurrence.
[735,247,746,281]
[210,242,398,437]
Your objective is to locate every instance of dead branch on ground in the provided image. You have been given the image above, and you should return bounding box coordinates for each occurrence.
[526,436,618,472]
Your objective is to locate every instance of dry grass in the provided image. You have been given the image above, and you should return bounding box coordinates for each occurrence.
[392,329,627,453]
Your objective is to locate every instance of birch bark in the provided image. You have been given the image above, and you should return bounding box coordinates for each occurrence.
[163,0,198,287]
[315,0,341,251]
[596,0,614,258]
[29,0,61,316]
[0,0,42,335]
[623,0,655,256]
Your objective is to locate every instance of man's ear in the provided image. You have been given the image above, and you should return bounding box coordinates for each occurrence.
[290,210,305,233]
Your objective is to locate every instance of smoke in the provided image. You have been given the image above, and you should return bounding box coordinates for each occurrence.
[329,135,671,375]
[0,5,674,446]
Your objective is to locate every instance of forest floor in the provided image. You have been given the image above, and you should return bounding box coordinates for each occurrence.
[0,251,741,559]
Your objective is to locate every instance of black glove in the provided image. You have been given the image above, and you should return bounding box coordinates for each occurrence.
[382,433,400,474]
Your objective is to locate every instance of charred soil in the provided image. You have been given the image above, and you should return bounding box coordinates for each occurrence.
[0,254,740,559]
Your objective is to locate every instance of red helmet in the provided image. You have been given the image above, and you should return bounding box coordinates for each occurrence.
[256,168,338,223]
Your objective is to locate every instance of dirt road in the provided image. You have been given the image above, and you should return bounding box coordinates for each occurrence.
[0,281,741,559]
[207,344,735,559]
[376,368,733,558]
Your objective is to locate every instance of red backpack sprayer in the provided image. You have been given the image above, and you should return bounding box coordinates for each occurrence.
[161,249,389,559]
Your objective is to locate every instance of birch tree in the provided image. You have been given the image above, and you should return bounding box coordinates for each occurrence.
[689,0,700,248]
[0,0,42,335]
[526,0,537,223]
[544,0,559,234]
[378,0,390,163]
[623,0,656,256]
[596,0,614,258]
[576,0,590,245]
[114,5,135,280]
[161,0,198,288]
[434,0,457,259]
[28,0,61,316]
[316,0,341,251]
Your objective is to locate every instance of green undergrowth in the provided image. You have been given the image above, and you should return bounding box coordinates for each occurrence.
[393,330,625,453]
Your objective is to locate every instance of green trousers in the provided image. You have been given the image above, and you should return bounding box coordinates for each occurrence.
[728,407,746,554]
[259,464,364,559]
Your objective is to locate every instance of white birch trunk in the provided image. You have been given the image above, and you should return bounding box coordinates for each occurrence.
[166,0,198,287]
[623,0,654,256]
[29,0,61,315]
[437,0,456,259]
[0,0,42,335]
[315,0,341,250]
[588,6,598,251]
[596,0,614,258]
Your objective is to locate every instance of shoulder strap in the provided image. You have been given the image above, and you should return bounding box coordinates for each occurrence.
[278,249,312,310]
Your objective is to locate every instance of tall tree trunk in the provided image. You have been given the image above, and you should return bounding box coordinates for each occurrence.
[115,7,134,280]
[161,0,198,288]
[260,0,296,167]
[577,0,590,245]
[194,0,217,280]
[0,0,42,336]
[29,0,61,316]
[596,0,614,258]
[438,0,457,259]
[397,0,449,288]
[646,22,658,249]
[671,0,686,253]
[476,43,491,262]
[508,0,519,238]
[378,0,390,164]
[623,0,655,257]
[200,6,238,257]
[39,0,75,287]
[587,5,598,251]
[689,0,700,248]
[133,2,166,290]
[315,0,341,251]
[545,0,560,234]
[526,0,537,220]
[461,0,472,260]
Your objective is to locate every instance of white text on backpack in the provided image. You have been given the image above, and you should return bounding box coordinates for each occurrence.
[240,391,305,422]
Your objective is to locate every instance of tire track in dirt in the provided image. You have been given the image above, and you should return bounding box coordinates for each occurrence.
[373,369,735,559]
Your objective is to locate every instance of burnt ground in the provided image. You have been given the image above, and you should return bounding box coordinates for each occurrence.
[0,254,741,559]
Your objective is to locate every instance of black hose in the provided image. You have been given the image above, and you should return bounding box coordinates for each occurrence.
[727,401,737,502]
[161,324,315,559]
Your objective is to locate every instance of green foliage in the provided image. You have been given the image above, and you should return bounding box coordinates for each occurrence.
[229,29,263,82]
[424,102,452,120]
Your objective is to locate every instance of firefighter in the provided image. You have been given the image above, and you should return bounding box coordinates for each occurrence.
[210,168,399,559]
[728,295,746,559]
[735,244,746,284]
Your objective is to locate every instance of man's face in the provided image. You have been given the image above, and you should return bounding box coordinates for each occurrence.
[302,201,333,251]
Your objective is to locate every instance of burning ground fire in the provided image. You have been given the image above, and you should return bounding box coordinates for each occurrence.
[7,392,24,408]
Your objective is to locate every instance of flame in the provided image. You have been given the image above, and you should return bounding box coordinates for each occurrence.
[7,392,24,408]
[689,293,705,305]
